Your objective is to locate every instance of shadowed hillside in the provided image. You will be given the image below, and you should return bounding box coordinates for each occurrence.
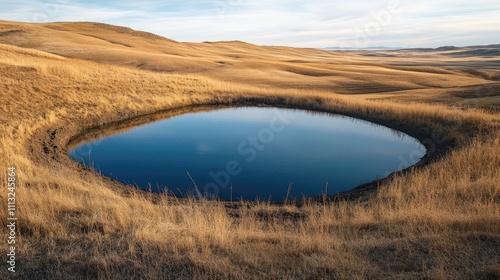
[1,20,499,110]
[0,20,499,279]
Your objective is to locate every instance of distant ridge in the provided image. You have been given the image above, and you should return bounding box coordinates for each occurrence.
[325,44,500,52]
[400,44,500,52]
[324,46,402,51]
[46,21,178,42]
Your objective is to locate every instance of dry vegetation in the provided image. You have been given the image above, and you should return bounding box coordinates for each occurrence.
[0,20,499,279]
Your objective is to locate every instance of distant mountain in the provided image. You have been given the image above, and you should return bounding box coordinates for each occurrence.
[324,46,403,51]
[325,44,500,52]
[400,44,500,52]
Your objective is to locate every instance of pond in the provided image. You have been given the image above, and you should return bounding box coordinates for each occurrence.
[69,106,426,202]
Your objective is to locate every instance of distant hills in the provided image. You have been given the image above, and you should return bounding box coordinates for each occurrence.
[324,46,402,51]
[325,44,500,54]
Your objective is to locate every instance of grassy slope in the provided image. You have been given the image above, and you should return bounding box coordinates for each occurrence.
[0,20,499,279]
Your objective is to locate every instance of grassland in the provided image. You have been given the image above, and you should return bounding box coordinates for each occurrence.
[0,20,499,279]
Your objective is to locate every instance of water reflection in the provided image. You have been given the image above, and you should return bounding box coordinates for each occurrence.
[69,106,426,201]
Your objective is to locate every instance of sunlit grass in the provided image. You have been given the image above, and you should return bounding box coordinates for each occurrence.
[0,23,499,279]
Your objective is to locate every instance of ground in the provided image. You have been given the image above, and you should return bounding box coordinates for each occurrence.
[0,20,499,279]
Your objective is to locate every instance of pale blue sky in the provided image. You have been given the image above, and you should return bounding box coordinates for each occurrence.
[1,0,499,48]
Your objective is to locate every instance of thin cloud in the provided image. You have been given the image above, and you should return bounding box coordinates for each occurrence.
[0,0,499,48]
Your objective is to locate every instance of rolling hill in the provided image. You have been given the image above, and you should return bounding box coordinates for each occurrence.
[0,20,499,279]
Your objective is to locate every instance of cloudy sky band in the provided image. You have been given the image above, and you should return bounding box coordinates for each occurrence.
[1,0,499,48]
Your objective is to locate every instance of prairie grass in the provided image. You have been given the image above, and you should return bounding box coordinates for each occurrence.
[0,22,499,279]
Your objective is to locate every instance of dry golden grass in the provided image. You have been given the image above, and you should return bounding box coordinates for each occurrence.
[0,20,499,279]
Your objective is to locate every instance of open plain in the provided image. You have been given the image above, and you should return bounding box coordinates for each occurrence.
[0,20,499,279]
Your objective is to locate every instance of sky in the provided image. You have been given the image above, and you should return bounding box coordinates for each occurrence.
[1,0,499,48]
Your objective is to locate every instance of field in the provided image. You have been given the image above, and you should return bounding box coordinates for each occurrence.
[0,20,499,279]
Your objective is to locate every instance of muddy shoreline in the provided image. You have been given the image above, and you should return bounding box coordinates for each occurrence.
[38,97,462,207]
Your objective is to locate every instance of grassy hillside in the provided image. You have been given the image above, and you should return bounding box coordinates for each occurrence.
[0,20,499,279]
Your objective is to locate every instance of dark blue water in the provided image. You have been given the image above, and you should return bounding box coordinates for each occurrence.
[69,107,425,201]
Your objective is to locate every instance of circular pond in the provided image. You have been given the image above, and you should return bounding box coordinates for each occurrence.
[69,107,426,201]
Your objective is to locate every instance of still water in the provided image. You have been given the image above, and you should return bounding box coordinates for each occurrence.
[69,107,426,201]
